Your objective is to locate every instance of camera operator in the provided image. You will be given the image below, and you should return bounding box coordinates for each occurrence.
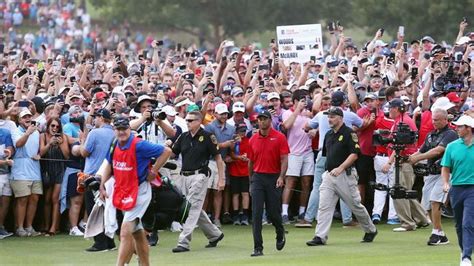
[130,95,176,144]
[441,115,474,266]
[407,108,457,245]
[383,98,430,232]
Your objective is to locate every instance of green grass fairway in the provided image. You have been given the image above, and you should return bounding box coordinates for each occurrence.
[0,219,461,265]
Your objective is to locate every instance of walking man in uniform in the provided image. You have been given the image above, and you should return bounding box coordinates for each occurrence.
[97,116,172,266]
[441,115,474,266]
[248,110,289,257]
[171,111,225,253]
[306,107,377,246]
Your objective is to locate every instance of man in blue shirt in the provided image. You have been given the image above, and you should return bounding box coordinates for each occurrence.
[441,115,474,266]
[98,116,171,266]
[0,128,14,239]
[79,108,116,252]
[204,103,235,227]
[11,109,42,237]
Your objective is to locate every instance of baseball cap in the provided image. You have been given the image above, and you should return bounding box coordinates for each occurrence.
[186,104,200,112]
[431,97,455,112]
[421,36,435,43]
[257,110,272,119]
[453,115,474,128]
[364,93,377,101]
[70,94,84,100]
[267,92,280,101]
[94,91,108,101]
[331,91,346,106]
[96,109,111,120]
[215,103,229,114]
[374,40,388,47]
[377,88,386,99]
[304,78,317,87]
[223,85,233,94]
[231,87,244,96]
[388,98,405,109]
[162,105,178,116]
[174,96,194,107]
[446,92,461,103]
[235,122,247,132]
[323,106,344,117]
[401,95,411,103]
[113,116,130,129]
[456,36,471,45]
[232,101,245,113]
[19,109,32,118]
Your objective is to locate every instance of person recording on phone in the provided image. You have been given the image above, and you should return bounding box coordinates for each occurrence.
[11,109,42,237]
[130,95,176,145]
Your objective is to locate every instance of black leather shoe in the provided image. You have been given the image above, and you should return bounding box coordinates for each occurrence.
[148,231,159,246]
[306,236,325,246]
[250,249,264,257]
[361,230,378,243]
[276,235,286,251]
[172,246,190,253]
[205,233,224,248]
[85,246,109,252]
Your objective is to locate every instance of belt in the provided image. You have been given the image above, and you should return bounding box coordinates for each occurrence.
[180,168,208,176]
[376,153,388,157]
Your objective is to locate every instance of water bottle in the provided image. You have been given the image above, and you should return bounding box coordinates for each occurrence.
[235,141,240,156]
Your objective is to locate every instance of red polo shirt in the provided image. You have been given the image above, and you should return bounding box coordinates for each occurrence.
[417,110,434,148]
[248,128,290,174]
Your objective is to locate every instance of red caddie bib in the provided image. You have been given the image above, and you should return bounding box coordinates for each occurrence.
[112,137,140,211]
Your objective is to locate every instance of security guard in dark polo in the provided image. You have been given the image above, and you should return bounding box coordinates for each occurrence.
[407,108,457,245]
[306,107,377,246]
[170,111,225,253]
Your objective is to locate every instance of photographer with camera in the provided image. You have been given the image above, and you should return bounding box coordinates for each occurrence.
[306,107,377,246]
[407,108,457,245]
[79,109,116,251]
[441,115,474,266]
[383,98,431,232]
[130,95,176,144]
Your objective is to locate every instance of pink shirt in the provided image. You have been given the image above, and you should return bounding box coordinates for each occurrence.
[357,107,376,156]
[282,109,312,155]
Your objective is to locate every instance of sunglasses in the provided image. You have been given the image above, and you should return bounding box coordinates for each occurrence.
[186,119,197,123]
[50,124,59,128]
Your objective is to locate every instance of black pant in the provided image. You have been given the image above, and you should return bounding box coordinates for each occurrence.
[251,173,284,250]
[85,189,115,249]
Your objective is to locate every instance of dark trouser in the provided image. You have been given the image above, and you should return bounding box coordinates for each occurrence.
[251,173,284,251]
[85,189,115,249]
[450,185,474,261]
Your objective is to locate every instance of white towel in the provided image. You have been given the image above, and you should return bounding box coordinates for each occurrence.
[104,178,118,238]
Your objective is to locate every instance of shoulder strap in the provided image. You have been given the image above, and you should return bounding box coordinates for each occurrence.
[109,137,118,174]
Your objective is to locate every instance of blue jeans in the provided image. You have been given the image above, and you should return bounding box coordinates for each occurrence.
[304,155,352,223]
[450,185,474,261]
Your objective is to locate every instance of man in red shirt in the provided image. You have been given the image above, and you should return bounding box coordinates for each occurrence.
[382,99,430,232]
[248,110,289,257]
[372,96,399,225]
[356,94,377,205]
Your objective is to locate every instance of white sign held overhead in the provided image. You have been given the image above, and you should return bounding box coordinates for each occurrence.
[276,24,324,64]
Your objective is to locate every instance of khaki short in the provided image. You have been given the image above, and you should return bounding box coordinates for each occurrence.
[207,160,225,190]
[10,180,43,198]
[0,174,12,196]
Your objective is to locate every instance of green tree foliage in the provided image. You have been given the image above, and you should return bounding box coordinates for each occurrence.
[89,0,473,43]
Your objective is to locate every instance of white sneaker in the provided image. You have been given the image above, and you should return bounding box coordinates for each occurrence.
[69,226,84,236]
[25,227,41,237]
[79,220,87,231]
[461,258,472,266]
[170,221,183,232]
